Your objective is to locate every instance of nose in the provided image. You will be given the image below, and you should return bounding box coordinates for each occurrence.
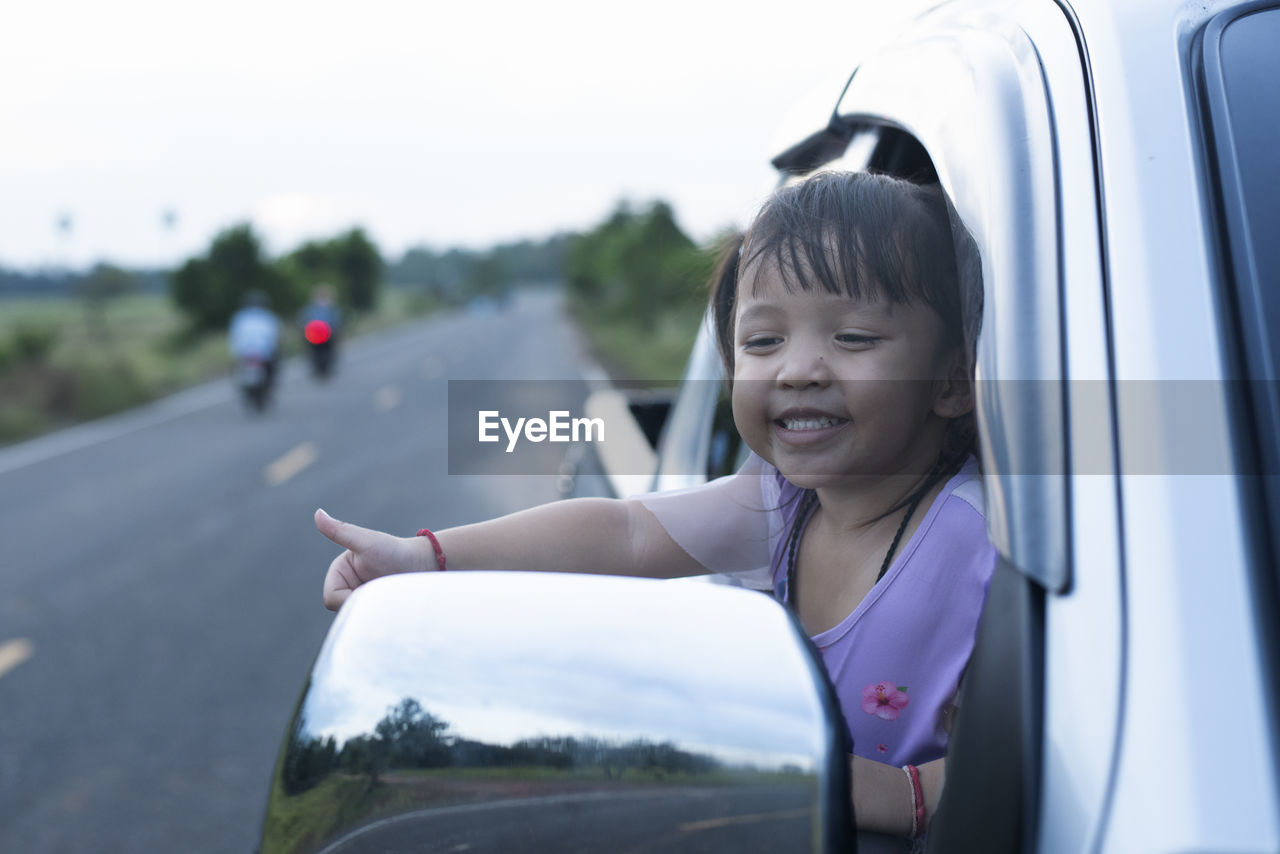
[776,339,833,389]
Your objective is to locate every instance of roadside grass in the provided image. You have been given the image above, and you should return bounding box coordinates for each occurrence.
[571,302,704,386]
[0,288,439,445]
[259,775,410,854]
[389,764,809,787]
[259,763,810,853]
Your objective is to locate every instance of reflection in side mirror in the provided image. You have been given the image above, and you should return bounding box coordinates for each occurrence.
[259,572,852,854]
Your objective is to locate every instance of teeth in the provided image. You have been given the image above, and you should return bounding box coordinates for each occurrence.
[782,417,842,431]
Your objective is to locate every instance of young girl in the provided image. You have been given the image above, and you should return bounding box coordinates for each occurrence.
[315,171,995,841]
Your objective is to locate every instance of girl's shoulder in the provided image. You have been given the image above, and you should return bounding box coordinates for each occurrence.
[907,456,997,585]
[939,456,987,521]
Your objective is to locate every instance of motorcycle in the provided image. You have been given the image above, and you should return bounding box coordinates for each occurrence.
[235,354,275,411]
[303,318,336,379]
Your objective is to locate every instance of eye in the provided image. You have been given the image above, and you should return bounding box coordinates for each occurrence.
[741,335,782,352]
[836,332,879,348]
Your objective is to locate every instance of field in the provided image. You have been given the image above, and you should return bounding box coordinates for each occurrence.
[0,284,696,446]
[0,289,436,445]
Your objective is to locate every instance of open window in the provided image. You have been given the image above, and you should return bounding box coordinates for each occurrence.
[789,6,1105,849]
[858,127,1050,854]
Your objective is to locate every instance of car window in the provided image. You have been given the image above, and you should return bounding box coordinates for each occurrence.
[1204,7,1280,365]
[1199,1,1280,630]
[705,393,746,481]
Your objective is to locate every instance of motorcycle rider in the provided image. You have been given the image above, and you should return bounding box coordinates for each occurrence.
[229,290,281,389]
[298,284,340,376]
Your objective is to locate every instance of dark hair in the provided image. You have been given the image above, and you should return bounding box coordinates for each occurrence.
[709,230,745,375]
[710,170,980,470]
[712,171,966,378]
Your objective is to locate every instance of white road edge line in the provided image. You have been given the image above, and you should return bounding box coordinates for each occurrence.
[0,638,35,679]
[0,380,231,477]
[264,441,318,486]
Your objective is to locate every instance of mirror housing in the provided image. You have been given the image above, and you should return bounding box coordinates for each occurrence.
[259,571,852,853]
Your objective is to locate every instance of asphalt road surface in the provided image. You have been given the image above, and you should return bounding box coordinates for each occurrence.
[0,289,600,853]
[317,786,815,854]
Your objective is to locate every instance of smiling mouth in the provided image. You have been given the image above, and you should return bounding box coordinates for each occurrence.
[776,416,849,431]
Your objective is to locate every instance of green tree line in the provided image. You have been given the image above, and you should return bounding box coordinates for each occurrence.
[282,697,722,796]
[565,200,711,328]
[171,226,382,331]
[388,234,574,301]
[1,198,718,442]
[4,198,712,340]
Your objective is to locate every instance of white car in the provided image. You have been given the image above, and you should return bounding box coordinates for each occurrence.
[598,0,1280,849]
[260,1,1280,851]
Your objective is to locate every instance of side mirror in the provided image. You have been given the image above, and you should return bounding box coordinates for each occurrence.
[260,572,852,853]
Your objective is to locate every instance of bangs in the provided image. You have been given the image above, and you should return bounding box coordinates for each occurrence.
[739,173,962,346]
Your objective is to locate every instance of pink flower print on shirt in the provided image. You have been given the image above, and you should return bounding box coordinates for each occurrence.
[862,682,910,721]
[877,743,889,755]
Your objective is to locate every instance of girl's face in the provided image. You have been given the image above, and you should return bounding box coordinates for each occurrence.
[730,257,971,488]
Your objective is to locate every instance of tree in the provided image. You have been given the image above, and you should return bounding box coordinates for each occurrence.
[372,698,451,769]
[335,228,382,311]
[170,224,297,331]
[277,228,383,312]
[282,733,338,795]
[565,200,705,328]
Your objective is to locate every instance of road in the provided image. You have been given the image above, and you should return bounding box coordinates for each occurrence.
[317,786,814,853]
[0,289,599,853]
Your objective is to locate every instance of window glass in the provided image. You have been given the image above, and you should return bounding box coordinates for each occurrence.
[1201,3,1280,625]
[706,393,745,480]
[1211,7,1280,377]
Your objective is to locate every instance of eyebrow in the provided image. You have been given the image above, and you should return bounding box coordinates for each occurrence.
[735,304,781,326]
[736,298,894,328]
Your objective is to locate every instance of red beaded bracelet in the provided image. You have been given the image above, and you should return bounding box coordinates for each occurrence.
[903,763,926,839]
[415,529,447,571]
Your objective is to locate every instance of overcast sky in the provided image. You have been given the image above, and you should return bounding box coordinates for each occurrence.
[2,1,918,271]
[304,571,826,771]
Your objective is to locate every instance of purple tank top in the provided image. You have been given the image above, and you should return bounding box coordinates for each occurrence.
[770,459,996,766]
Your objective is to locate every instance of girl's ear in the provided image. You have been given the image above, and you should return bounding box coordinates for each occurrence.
[932,349,975,419]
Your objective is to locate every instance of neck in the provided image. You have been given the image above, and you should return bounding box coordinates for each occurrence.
[813,475,927,533]
[811,445,953,533]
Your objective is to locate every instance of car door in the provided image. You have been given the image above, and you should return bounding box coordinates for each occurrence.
[721,2,1105,849]
[766,2,1280,851]
[636,1,1279,848]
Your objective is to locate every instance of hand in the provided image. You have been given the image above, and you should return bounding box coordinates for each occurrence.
[315,509,435,611]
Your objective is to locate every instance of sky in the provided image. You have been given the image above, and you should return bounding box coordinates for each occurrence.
[1,1,918,271]
[302,571,826,771]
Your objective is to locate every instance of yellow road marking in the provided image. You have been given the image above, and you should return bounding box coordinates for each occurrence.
[0,638,35,679]
[264,441,318,486]
[375,385,402,411]
[678,807,812,834]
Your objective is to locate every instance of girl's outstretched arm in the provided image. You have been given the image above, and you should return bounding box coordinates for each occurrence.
[316,497,707,610]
